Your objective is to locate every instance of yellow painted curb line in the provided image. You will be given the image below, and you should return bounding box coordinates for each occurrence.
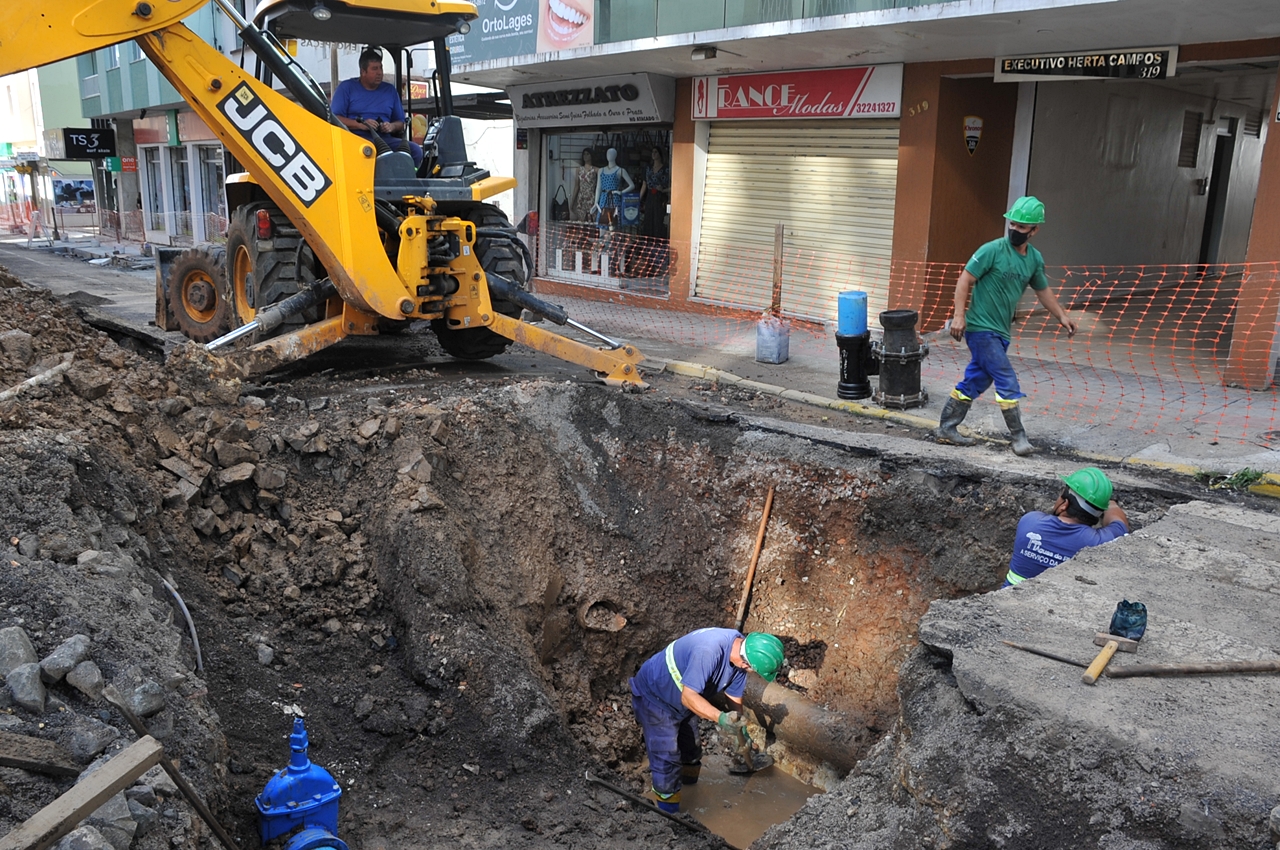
[661,359,1280,499]
[663,360,936,429]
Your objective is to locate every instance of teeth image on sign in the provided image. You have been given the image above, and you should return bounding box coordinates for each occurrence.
[540,0,591,48]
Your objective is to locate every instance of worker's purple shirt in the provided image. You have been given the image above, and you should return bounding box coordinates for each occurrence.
[631,627,746,717]
[331,79,405,127]
[1007,512,1128,582]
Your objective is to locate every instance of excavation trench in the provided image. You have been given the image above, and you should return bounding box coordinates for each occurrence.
[0,285,1184,850]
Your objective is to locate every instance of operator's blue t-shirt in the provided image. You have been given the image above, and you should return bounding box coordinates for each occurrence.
[1007,512,1128,582]
[331,78,404,126]
[631,627,746,717]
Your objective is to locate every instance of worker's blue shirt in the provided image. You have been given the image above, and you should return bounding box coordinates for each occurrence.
[631,628,746,717]
[1007,512,1128,583]
[331,79,405,126]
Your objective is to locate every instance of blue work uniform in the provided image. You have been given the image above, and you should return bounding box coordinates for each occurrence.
[1004,512,1128,586]
[629,628,746,798]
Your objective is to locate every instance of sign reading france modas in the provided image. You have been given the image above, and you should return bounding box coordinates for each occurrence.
[448,0,537,65]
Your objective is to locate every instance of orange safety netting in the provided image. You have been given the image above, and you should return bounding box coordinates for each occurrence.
[535,224,1280,449]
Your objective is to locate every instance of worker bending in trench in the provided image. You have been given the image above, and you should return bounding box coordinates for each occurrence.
[629,629,784,812]
[1004,466,1129,587]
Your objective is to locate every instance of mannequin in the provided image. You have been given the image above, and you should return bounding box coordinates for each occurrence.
[569,148,597,222]
[591,147,636,226]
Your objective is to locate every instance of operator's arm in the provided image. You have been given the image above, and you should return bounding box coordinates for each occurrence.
[949,270,976,341]
[680,686,741,722]
[1101,500,1129,531]
[1034,286,1077,337]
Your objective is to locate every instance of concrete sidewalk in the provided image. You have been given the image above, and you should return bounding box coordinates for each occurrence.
[550,292,1280,477]
[2,235,1276,480]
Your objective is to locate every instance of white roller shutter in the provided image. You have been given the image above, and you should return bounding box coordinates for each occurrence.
[695,120,899,322]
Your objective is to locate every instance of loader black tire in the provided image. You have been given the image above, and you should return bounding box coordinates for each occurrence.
[430,203,527,361]
[225,202,305,338]
[167,246,231,343]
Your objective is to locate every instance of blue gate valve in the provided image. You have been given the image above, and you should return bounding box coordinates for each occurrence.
[256,717,348,850]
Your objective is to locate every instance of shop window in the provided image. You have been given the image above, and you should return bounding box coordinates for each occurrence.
[142,146,165,232]
[169,146,193,242]
[541,128,672,290]
[1178,111,1203,168]
[198,145,227,236]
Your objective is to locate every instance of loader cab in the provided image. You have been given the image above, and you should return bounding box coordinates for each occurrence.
[252,0,488,200]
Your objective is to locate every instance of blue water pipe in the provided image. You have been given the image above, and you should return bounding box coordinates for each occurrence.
[837,291,868,336]
[256,717,348,850]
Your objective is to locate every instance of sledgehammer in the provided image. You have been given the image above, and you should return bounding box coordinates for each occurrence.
[1082,600,1147,685]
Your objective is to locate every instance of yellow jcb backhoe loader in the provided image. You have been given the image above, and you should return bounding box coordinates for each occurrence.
[1,0,646,386]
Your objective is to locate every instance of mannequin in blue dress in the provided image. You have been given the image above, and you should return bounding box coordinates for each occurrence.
[591,147,636,227]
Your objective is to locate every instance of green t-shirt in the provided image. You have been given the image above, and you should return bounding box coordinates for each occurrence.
[963,237,1048,339]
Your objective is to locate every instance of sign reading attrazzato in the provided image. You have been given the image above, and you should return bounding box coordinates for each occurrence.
[995,46,1177,82]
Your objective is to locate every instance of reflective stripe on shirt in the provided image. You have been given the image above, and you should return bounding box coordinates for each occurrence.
[1005,569,1027,586]
[664,641,683,689]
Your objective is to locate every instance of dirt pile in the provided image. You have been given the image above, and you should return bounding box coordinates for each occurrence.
[0,274,1191,849]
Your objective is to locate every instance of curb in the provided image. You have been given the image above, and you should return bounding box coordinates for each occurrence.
[661,359,1279,499]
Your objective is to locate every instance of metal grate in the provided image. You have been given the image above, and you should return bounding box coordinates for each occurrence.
[1243,109,1265,138]
[1177,111,1202,168]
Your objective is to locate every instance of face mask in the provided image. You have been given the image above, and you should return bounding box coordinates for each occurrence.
[1008,227,1030,247]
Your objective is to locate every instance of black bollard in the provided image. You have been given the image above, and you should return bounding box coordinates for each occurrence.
[872,309,929,409]
[835,332,872,399]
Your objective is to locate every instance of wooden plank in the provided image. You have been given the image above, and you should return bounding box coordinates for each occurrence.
[0,732,81,778]
[0,736,163,850]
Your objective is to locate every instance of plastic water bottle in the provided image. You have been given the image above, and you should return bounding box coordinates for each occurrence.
[756,313,790,364]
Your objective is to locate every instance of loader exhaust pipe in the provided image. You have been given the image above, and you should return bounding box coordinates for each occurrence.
[742,673,873,774]
[206,279,337,351]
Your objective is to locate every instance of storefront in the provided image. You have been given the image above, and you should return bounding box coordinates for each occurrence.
[689,64,903,321]
[509,73,676,293]
[134,111,228,246]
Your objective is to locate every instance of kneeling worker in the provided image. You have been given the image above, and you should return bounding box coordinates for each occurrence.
[1005,467,1129,587]
[630,629,784,812]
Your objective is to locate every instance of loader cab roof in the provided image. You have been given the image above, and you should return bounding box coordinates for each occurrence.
[253,0,476,47]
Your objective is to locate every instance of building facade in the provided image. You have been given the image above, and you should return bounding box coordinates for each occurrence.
[452,0,1280,386]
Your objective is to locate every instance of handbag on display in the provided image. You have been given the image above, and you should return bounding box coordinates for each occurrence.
[590,133,611,167]
[551,185,570,222]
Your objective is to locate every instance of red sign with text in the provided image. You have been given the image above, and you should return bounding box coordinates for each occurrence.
[692,64,902,121]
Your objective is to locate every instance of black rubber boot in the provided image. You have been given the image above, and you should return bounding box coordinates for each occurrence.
[937,397,976,446]
[1001,405,1034,456]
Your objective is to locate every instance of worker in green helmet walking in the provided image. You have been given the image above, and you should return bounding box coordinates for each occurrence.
[1004,467,1129,587]
[629,629,784,813]
[938,196,1077,455]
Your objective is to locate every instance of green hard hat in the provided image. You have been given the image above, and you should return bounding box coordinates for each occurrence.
[1061,467,1113,511]
[1005,196,1046,225]
[742,633,785,682]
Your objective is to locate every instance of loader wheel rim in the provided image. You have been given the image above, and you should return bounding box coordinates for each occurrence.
[180,271,218,323]
[232,243,257,325]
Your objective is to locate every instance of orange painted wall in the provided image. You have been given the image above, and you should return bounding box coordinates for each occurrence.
[925,77,1019,265]
[669,78,695,302]
[1225,60,1280,388]
[888,60,1015,330]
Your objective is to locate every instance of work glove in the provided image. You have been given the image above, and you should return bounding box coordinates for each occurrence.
[717,711,746,731]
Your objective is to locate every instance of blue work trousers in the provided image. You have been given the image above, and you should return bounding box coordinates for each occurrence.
[629,683,701,796]
[955,330,1025,403]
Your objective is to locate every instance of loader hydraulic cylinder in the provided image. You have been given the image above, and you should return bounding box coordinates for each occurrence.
[206,280,338,351]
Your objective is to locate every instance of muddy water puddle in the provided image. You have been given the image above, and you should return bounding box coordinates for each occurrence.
[680,754,822,848]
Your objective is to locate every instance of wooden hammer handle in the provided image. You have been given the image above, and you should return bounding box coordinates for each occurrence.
[1082,640,1118,685]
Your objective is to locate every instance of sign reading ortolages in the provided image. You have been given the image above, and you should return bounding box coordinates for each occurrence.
[509,73,675,128]
[995,47,1178,82]
[691,64,903,120]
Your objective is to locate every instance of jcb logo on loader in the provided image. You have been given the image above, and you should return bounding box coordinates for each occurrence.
[219,84,332,207]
